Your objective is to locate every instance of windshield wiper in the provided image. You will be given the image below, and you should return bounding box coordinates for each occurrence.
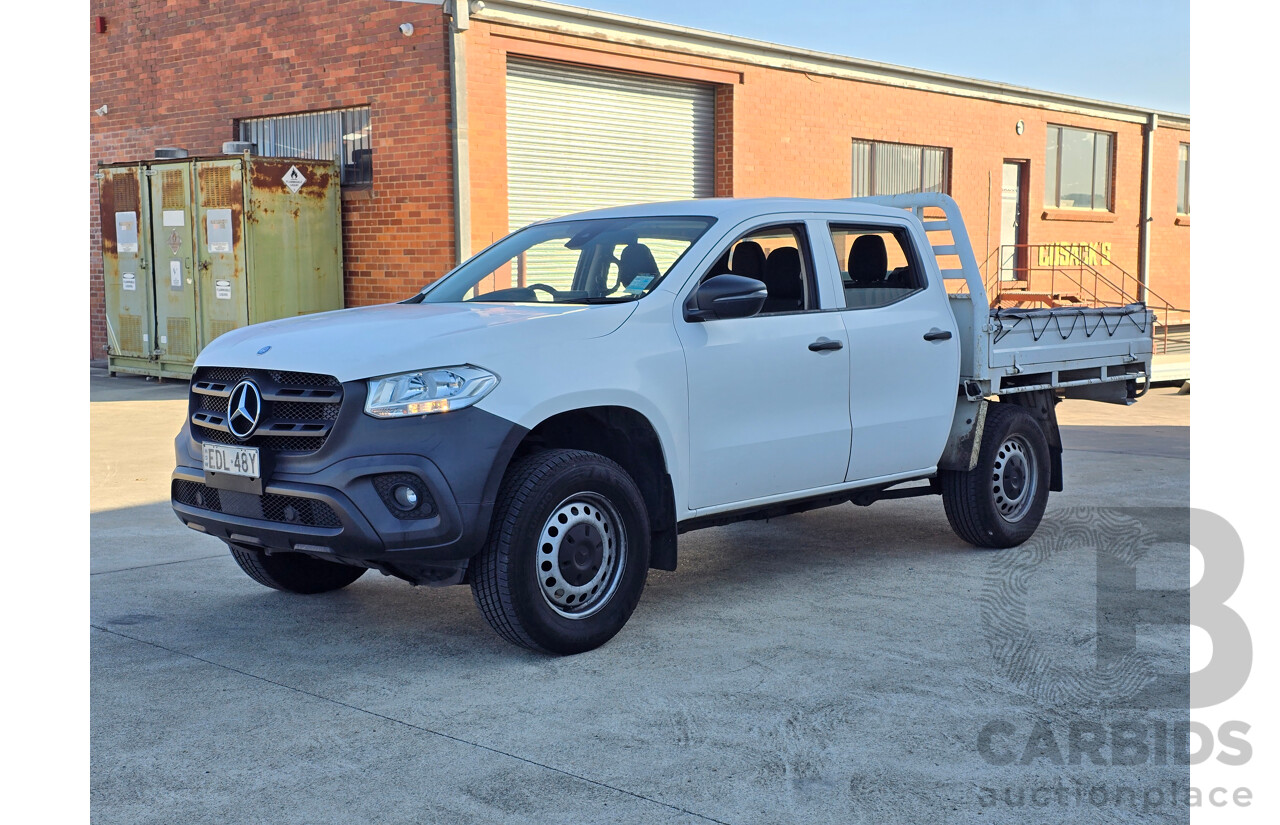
[560,295,639,304]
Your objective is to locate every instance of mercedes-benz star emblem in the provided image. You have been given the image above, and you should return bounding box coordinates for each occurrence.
[227,380,263,440]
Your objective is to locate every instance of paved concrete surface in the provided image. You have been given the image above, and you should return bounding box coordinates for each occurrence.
[91,368,1190,824]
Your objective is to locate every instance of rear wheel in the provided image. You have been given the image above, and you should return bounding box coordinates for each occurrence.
[471,449,650,655]
[229,546,366,594]
[941,402,1051,548]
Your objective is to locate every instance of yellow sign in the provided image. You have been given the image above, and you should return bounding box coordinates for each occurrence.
[1038,242,1112,267]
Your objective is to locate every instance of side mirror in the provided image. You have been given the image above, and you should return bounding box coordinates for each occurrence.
[685,274,768,322]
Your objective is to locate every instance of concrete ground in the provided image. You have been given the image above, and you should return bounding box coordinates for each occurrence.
[91,368,1190,824]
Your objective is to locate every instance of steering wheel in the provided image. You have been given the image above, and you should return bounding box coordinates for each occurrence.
[528,283,560,302]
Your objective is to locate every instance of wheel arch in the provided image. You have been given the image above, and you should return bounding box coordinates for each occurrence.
[1001,390,1064,492]
[498,404,679,571]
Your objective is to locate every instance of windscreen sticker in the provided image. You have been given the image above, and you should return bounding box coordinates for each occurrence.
[215,279,232,300]
[170,260,183,290]
[625,274,655,293]
[205,208,233,253]
[121,273,136,291]
[114,211,138,254]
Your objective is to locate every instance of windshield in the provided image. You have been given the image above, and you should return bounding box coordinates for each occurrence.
[414,216,716,304]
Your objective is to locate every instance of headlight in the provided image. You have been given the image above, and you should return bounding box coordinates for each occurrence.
[364,365,499,418]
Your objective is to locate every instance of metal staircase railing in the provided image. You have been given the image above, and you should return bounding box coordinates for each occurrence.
[980,244,1189,356]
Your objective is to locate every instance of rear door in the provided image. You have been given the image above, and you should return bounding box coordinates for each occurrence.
[676,218,852,510]
[822,218,961,481]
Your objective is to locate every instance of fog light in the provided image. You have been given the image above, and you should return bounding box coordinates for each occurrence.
[392,485,420,510]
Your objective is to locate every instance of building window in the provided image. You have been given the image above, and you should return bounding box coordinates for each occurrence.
[237,107,372,187]
[1045,125,1113,210]
[852,139,950,197]
[1177,142,1190,214]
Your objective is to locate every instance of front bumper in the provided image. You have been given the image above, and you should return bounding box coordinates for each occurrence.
[171,389,527,581]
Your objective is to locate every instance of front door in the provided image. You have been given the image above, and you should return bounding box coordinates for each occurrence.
[677,221,852,510]
[999,161,1027,281]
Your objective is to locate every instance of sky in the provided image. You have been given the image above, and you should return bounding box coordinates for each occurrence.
[569,0,1190,113]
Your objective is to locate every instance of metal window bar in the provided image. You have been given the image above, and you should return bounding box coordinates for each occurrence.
[238,107,372,186]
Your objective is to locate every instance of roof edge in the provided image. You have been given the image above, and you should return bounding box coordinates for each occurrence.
[474,0,1190,128]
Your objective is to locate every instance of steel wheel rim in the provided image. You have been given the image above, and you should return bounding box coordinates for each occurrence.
[992,435,1037,523]
[536,493,626,620]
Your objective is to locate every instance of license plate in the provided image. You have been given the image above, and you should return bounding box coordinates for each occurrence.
[203,442,261,479]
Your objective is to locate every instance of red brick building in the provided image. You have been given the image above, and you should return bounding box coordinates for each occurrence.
[89,0,1191,366]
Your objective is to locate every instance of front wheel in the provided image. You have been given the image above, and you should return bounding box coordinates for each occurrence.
[471,449,651,654]
[941,402,1051,548]
[229,546,366,594]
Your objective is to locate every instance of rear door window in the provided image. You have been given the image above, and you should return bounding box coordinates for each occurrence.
[828,225,925,309]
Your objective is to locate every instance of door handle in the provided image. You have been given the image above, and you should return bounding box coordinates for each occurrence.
[923,328,952,341]
[808,338,844,352]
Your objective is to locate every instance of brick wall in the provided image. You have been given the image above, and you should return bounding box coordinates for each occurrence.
[90,2,1189,359]
[467,18,1189,315]
[1149,125,1192,314]
[88,0,454,358]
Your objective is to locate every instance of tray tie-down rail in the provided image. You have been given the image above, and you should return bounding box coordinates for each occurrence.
[991,303,1150,345]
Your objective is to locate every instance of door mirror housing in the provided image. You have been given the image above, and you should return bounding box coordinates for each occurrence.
[685,274,768,321]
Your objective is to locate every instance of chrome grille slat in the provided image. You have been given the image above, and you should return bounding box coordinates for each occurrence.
[189,367,343,455]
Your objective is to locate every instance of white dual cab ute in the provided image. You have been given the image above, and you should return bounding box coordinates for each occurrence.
[172,194,1153,654]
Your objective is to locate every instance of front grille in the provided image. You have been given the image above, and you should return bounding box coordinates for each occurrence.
[188,367,343,455]
[173,479,341,528]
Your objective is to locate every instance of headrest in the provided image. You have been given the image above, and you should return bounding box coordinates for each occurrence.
[762,246,804,300]
[848,235,888,285]
[618,243,659,288]
[730,240,767,280]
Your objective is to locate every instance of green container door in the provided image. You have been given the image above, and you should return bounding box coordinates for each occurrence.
[148,162,199,370]
[98,165,155,367]
[244,158,344,322]
[193,158,249,348]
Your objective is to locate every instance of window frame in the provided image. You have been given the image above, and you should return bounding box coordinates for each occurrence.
[687,221,823,319]
[826,222,929,311]
[1044,124,1115,211]
[235,106,373,189]
[415,215,717,304]
[1177,142,1191,216]
[851,138,952,197]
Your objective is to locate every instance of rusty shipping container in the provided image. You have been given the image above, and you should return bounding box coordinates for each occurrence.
[96,154,343,378]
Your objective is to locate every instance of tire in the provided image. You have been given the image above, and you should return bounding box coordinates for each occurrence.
[941,402,1051,548]
[229,545,366,594]
[471,449,651,655]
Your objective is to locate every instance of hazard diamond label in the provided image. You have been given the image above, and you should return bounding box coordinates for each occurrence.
[167,229,182,255]
[282,165,306,193]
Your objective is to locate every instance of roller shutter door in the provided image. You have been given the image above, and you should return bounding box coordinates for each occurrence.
[506,57,715,234]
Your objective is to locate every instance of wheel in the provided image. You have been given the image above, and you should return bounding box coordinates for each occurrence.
[471,449,651,654]
[941,402,1051,548]
[229,545,366,594]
